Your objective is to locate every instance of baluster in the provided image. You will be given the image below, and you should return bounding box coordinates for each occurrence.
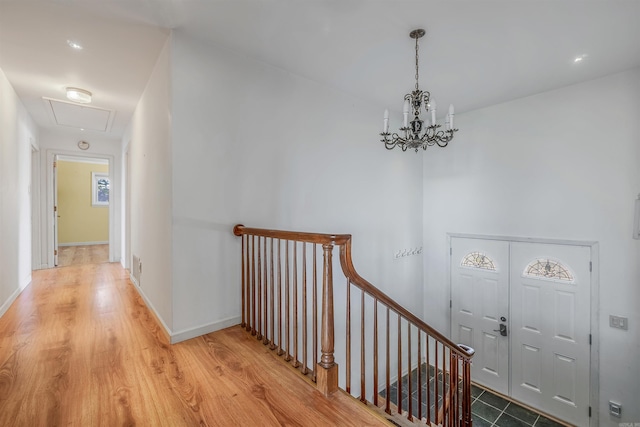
[316,242,337,396]
[302,243,308,374]
[417,330,422,421]
[407,323,412,421]
[397,315,402,416]
[263,237,268,345]
[285,240,291,361]
[462,357,472,427]
[269,238,275,349]
[435,341,439,424]
[241,235,246,328]
[293,241,299,367]
[426,333,431,425]
[346,281,351,393]
[277,239,283,356]
[451,352,458,427]
[373,298,378,407]
[360,290,365,402]
[385,307,391,415]
[257,237,263,340]
[251,235,257,336]
[312,244,318,382]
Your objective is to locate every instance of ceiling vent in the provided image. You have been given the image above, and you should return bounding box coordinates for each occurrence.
[43,97,115,132]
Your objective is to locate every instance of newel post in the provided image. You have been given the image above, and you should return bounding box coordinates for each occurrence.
[317,242,338,396]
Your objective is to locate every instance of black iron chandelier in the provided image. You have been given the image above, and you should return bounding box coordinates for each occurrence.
[380,29,458,152]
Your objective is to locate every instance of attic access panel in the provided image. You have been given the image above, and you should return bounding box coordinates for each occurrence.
[43,98,114,132]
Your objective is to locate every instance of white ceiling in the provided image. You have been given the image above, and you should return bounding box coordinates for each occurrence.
[1,0,639,140]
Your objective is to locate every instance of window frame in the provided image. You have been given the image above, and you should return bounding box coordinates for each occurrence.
[92,172,110,207]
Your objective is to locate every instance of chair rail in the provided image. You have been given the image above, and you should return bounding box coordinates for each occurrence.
[233,224,474,426]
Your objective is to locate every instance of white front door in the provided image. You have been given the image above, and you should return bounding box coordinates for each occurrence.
[510,242,591,426]
[451,237,510,395]
[451,237,592,425]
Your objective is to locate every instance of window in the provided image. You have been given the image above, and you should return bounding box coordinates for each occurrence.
[461,252,496,271]
[524,259,574,282]
[92,172,109,206]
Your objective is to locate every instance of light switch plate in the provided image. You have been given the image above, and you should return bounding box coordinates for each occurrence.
[609,315,628,330]
[609,401,622,417]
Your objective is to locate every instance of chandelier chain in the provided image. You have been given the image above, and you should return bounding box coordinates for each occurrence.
[415,35,419,91]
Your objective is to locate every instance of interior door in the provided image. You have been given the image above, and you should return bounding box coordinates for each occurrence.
[451,237,510,395]
[510,242,591,426]
[53,156,59,266]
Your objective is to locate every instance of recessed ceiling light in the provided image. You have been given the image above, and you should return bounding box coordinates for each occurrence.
[66,87,92,103]
[574,54,588,63]
[67,39,83,50]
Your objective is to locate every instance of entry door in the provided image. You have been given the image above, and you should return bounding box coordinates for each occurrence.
[510,242,591,426]
[451,238,510,395]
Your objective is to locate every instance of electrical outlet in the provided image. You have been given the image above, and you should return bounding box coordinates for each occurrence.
[609,315,628,330]
[609,401,622,417]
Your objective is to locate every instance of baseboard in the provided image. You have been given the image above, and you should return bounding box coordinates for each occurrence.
[0,281,29,319]
[171,316,241,344]
[58,241,108,247]
[128,274,171,343]
[126,274,240,345]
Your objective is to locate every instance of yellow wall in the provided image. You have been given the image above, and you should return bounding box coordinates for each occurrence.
[57,160,109,244]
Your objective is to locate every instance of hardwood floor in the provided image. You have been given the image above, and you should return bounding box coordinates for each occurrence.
[58,244,109,267]
[0,263,390,426]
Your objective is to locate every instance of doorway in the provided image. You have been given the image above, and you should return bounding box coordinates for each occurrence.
[450,236,595,426]
[53,155,110,267]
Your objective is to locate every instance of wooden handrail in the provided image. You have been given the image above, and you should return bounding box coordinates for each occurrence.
[339,238,474,359]
[234,224,350,245]
[233,224,474,426]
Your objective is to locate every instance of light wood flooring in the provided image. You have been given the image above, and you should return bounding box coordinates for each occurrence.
[0,263,389,426]
[58,244,109,267]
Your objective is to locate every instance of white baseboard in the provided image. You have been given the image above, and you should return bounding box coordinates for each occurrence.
[127,273,240,345]
[59,241,108,247]
[171,316,241,344]
[0,281,29,319]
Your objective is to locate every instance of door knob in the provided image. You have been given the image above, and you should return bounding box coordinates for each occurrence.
[493,323,508,336]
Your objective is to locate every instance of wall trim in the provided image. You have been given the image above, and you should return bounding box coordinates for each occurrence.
[129,272,171,342]
[171,316,241,344]
[0,280,29,318]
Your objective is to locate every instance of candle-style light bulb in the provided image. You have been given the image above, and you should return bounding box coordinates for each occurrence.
[403,100,410,128]
[383,109,389,133]
[430,98,437,126]
[449,104,455,129]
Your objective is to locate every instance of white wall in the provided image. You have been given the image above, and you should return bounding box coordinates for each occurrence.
[125,37,173,332]
[36,129,122,268]
[169,31,423,341]
[0,67,38,317]
[423,68,640,426]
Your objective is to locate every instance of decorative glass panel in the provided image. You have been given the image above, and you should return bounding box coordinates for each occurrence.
[524,259,573,282]
[461,252,496,271]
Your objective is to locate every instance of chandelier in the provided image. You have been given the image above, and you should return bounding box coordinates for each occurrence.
[380,29,458,152]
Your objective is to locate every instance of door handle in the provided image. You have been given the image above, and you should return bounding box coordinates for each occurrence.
[493,323,508,336]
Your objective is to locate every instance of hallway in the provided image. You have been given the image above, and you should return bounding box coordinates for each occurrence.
[0,263,387,426]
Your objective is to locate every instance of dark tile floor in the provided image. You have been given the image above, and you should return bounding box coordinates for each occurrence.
[380,364,566,427]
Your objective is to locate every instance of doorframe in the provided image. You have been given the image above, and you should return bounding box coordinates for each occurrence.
[45,149,116,267]
[447,233,600,425]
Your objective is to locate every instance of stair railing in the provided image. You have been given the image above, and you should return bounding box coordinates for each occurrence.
[233,225,474,426]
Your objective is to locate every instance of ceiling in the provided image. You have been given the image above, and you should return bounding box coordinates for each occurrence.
[1,0,639,141]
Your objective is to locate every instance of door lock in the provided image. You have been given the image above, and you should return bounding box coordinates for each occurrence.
[493,323,508,336]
